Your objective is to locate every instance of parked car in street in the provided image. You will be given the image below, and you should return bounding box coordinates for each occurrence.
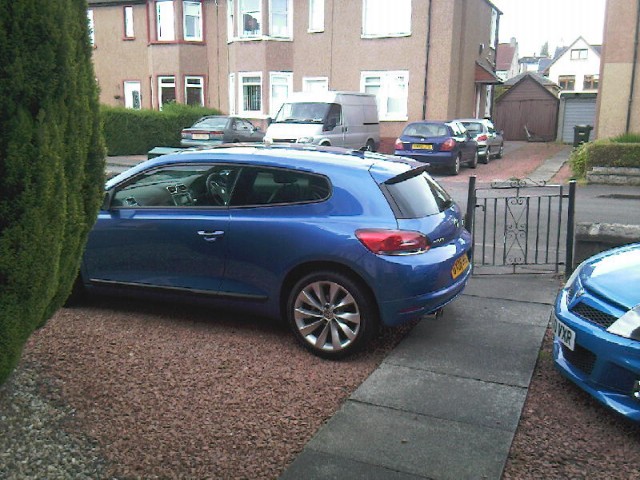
[180,116,264,147]
[455,118,504,163]
[552,243,640,421]
[394,121,478,175]
[74,145,472,359]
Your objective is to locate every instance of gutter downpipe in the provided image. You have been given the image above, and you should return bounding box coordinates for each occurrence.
[626,0,640,133]
[422,0,433,120]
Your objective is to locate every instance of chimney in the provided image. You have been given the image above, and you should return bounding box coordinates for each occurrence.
[510,37,517,47]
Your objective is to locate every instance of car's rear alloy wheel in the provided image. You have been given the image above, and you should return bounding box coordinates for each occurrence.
[287,271,377,359]
[450,154,461,175]
[497,145,504,159]
[469,149,478,169]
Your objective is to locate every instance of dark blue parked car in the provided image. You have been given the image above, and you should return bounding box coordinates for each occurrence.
[553,243,640,421]
[76,145,472,358]
[394,120,478,175]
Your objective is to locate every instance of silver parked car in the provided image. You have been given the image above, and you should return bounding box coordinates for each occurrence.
[456,118,504,163]
[181,115,265,147]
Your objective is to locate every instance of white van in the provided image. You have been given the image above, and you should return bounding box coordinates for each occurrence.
[264,91,380,151]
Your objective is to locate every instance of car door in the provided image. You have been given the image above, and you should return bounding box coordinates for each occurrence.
[451,122,474,161]
[83,163,238,294]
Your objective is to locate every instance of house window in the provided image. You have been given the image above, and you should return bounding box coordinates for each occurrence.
[240,73,262,114]
[239,0,261,37]
[229,73,236,114]
[124,6,135,38]
[309,0,324,32]
[362,0,410,37]
[185,76,204,106]
[227,0,235,41]
[583,74,599,90]
[570,48,588,60]
[124,81,142,109]
[156,0,175,41]
[558,75,576,90]
[270,0,291,37]
[87,9,95,46]
[183,1,203,41]
[269,72,293,116]
[158,76,176,109]
[489,8,498,46]
[361,71,408,121]
[303,77,329,93]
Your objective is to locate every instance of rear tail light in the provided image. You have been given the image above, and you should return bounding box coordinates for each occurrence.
[394,138,404,150]
[356,229,430,255]
[440,138,456,151]
[477,134,488,142]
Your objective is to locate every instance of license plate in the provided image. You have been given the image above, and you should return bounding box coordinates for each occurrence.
[192,133,210,140]
[451,254,470,279]
[412,143,433,150]
[551,315,575,351]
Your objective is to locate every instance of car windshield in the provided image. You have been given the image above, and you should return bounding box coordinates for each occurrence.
[193,117,228,129]
[273,102,329,123]
[461,122,483,134]
[385,171,453,218]
[403,123,448,137]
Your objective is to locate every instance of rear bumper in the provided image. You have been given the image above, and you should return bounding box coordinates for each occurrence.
[180,139,223,147]
[394,150,455,166]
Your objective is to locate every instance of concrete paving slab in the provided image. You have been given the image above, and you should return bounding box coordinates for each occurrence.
[280,449,425,480]
[352,363,527,431]
[463,273,562,305]
[386,297,549,387]
[303,401,513,480]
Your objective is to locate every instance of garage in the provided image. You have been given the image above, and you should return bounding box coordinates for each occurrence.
[558,93,597,143]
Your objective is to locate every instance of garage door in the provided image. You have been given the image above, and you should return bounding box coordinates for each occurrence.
[561,96,597,143]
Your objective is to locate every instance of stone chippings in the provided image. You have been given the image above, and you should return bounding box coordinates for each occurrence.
[0,297,413,479]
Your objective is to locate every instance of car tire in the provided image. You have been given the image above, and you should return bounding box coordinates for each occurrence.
[286,270,379,359]
[481,151,489,164]
[497,144,504,159]
[364,139,376,152]
[64,275,87,307]
[450,154,461,175]
[469,149,478,169]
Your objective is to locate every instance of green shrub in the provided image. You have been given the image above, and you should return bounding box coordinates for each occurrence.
[0,0,105,385]
[570,139,640,179]
[102,103,222,155]
[611,132,640,143]
[569,142,592,178]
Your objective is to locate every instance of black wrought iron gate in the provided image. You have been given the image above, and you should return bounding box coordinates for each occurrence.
[465,176,576,276]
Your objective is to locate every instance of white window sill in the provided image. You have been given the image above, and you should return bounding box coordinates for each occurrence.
[228,35,293,44]
[307,28,324,33]
[380,116,408,122]
[361,32,411,39]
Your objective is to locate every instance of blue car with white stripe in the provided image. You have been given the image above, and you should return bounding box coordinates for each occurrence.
[553,243,640,421]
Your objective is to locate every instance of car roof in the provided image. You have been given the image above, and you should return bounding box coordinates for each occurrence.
[106,144,419,188]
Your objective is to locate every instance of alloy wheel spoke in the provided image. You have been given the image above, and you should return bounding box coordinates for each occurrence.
[335,319,357,341]
[300,319,325,337]
[314,323,330,348]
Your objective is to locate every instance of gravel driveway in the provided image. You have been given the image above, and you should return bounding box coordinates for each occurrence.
[1,297,413,479]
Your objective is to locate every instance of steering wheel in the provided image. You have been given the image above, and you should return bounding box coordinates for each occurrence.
[206,173,228,205]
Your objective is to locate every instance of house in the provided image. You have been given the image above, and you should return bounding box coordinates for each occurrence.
[595,0,640,138]
[493,72,559,141]
[542,36,602,93]
[86,0,502,147]
[496,37,519,80]
[519,55,550,74]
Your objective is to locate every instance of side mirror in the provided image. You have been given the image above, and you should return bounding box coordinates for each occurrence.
[266,117,273,126]
[101,189,114,210]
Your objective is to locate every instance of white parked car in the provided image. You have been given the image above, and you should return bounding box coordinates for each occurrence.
[455,118,504,163]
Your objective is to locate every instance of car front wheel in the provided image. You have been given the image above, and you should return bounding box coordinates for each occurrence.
[287,271,378,359]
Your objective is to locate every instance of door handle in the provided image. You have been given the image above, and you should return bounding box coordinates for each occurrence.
[197,230,225,242]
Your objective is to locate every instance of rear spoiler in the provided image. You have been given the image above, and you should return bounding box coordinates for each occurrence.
[384,164,431,185]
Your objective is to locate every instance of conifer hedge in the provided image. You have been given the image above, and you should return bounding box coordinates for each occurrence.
[0,0,105,384]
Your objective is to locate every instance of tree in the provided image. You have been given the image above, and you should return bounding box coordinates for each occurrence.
[0,0,105,384]
[540,41,550,57]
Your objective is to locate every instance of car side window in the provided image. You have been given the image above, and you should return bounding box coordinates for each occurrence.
[110,164,241,208]
[229,167,331,207]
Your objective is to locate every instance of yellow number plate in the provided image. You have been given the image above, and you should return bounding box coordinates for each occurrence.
[192,133,210,140]
[412,143,433,150]
[451,254,470,279]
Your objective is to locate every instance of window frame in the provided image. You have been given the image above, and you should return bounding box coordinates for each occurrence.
[570,48,588,60]
[238,0,262,38]
[269,0,292,38]
[227,0,235,41]
[558,75,576,90]
[302,77,329,93]
[156,0,176,41]
[185,76,205,106]
[183,0,203,42]
[124,5,135,39]
[360,70,408,121]
[158,75,177,110]
[269,72,293,117]
[362,0,411,38]
[124,80,142,109]
[239,72,263,116]
[308,0,324,32]
[583,74,599,90]
[229,73,237,114]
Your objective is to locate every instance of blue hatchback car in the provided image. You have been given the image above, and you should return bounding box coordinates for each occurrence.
[553,243,640,421]
[77,145,472,358]
[394,120,478,175]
